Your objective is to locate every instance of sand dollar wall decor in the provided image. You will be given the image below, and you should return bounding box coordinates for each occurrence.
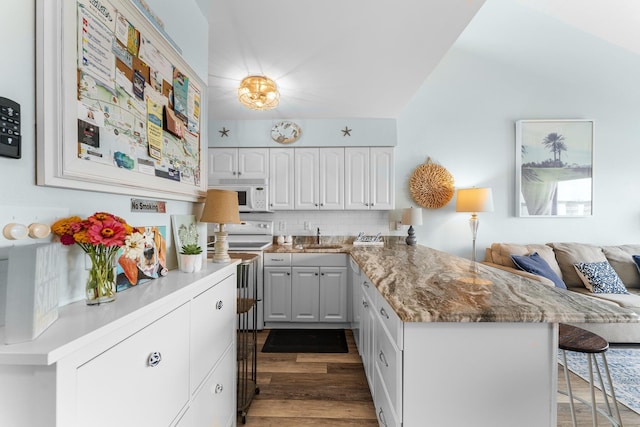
[409,157,455,209]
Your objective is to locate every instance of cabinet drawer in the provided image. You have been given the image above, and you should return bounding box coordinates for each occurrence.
[181,343,235,427]
[190,274,236,394]
[375,323,402,417]
[292,253,347,267]
[375,291,403,350]
[76,303,190,427]
[264,253,291,266]
[374,364,401,427]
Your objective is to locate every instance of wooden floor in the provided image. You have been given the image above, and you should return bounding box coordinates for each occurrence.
[239,329,640,426]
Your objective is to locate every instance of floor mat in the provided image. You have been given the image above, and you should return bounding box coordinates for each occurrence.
[261,329,348,353]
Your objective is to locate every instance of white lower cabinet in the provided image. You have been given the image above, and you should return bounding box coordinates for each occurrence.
[359,271,403,427]
[0,264,237,427]
[264,266,293,321]
[76,304,191,427]
[178,343,235,427]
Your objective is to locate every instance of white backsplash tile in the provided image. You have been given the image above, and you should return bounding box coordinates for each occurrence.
[241,210,401,237]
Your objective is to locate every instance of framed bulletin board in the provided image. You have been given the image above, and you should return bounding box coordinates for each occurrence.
[36,0,207,201]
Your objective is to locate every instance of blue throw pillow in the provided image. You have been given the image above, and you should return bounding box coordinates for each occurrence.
[574,261,628,294]
[632,255,640,274]
[511,252,567,289]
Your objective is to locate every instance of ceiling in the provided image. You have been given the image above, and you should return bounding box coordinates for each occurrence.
[206,0,486,120]
[205,0,640,121]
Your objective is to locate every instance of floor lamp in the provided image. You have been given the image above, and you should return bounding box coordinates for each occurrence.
[455,187,494,264]
[200,189,241,263]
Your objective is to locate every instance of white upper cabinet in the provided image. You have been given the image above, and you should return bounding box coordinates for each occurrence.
[295,147,344,210]
[269,148,295,210]
[345,147,394,210]
[208,148,269,182]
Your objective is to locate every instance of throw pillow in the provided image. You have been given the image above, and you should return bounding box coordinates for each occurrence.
[573,261,629,294]
[511,252,567,290]
[632,255,640,275]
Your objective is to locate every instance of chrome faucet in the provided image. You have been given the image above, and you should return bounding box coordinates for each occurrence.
[316,227,321,244]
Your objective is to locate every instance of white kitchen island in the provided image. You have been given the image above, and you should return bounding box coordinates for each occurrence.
[349,243,639,427]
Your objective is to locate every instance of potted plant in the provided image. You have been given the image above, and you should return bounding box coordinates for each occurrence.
[180,243,203,273]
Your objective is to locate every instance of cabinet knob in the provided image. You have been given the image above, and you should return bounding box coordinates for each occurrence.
[314,272,319,276]
[216,300,223,310]
[379,307,389,319]
[238,171,242,175]
[214,384,224,394]
[371,203,375,207]
[320,203,324,207]
[362,300,368,308]
[314,203,318,207]
[233,171,237,175]
[147,351,162,367]
[321,272,325,276]
[364,202,369,207]
[287,272,291,276]
[379,350,389,368]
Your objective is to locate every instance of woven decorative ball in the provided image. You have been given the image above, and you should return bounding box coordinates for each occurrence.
[409,158,455,209]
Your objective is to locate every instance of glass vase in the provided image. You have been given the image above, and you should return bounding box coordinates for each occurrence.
[86,249,117,305]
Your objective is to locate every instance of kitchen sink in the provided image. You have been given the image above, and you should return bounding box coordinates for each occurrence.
[304,244,343,250]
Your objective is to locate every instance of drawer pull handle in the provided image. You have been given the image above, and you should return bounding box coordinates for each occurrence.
[216,300,223,310]
[379,350,389,368]
[380,307,389,319]
[378,407,388,427]
[147,352,162,367]
[362,300,368,308]
[214,384,224,394]
[363,282,369,288]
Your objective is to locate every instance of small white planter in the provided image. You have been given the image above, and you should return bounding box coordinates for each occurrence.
[179,254,202,273]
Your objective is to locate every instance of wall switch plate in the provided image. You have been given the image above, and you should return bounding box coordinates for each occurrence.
[304,221,310,230]
[278,221,286,231]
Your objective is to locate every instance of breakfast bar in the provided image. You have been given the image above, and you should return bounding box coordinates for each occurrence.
[346,243,639,427]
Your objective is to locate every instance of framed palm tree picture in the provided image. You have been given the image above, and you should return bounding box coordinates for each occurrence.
[516,119,594,217]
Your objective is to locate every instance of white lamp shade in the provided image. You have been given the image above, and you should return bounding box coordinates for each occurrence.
[401,207,423,226]
[456,188,494,213]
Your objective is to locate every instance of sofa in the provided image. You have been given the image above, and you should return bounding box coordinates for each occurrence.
[483,242,640,343]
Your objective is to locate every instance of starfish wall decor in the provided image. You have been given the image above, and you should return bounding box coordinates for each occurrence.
[341,126,352,136]
[218,127,230,137]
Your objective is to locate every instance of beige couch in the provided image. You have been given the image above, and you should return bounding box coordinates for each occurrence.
[484,242,640,343]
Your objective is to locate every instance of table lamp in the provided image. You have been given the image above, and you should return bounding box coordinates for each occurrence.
[401,207,423,246]
[455,187,494,263]
[200,189,241,263]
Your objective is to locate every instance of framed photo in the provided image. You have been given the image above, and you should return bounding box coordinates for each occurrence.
[171,214,198,270]
[516,119,594,217]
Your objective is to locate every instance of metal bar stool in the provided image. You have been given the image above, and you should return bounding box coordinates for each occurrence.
[558,323,623,427]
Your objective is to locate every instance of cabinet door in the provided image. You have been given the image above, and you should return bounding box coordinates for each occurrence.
[269,148,295,210]
[319,266,347,322]
[344,147,370,210]
[291,267,320,322]
[361,288,376,394]
[181,344,235,427]
[208,148,238,181]
[264,267,292,321]
[294,148,319,210]
[370,147,394,210]
[76,304,190,427]
[238,148,269,179]
[319,147,344,210]
[190,274,235,394]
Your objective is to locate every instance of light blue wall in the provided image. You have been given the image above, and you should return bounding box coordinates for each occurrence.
[397,0,640,258]
[0,0,207,303]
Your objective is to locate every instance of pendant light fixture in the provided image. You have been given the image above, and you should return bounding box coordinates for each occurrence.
[237,75,279,110]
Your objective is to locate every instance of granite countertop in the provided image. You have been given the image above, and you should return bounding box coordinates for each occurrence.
[267,239,640,324]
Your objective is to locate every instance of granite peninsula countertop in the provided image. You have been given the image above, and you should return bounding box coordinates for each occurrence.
[266,240,640,324]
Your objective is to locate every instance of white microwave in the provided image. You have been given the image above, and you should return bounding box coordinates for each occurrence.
[209,178,271,212]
